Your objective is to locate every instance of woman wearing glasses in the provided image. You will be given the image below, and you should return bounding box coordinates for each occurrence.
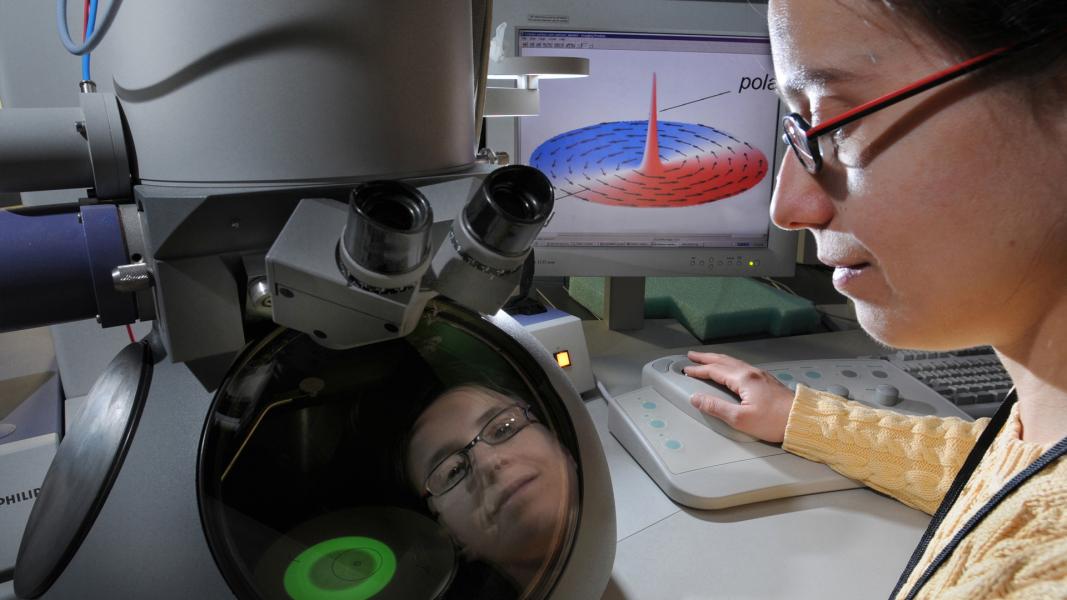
[404,384,578,596]
[685,1,1067,598]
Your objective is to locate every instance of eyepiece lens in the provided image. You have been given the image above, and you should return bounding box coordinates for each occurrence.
[491,185,541,222]
[463,165,555,257]
[359,195,419,231]
[342,181,433,276]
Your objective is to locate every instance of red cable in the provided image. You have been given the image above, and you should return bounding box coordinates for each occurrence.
[83,0,90,40]
[126,324,136,343]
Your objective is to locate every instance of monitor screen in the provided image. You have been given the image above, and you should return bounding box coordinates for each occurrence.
[485,4,795,278]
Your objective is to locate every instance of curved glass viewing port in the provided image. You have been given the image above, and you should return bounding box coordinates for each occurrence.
[199,299,582,600]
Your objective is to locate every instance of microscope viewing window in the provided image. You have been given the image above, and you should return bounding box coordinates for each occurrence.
[198,300,583,600]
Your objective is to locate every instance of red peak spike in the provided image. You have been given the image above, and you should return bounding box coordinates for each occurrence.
[640,73,663,173]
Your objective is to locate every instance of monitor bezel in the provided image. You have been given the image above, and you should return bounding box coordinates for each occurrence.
[485,2,796,277]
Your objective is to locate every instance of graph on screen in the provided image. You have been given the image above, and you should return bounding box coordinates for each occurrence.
[520,31,780,249]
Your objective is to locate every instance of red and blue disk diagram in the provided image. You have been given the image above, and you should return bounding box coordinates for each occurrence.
[529,75,768,208]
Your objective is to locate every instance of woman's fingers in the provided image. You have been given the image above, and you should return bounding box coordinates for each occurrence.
[681,351,793,443]
[690,392,744,428]
[683,360,766,400]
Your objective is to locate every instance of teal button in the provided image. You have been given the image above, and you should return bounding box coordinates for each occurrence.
[775,372,794,382]
[665,440,683,450]
[650,419,665,429]
[805,371,822,379]
[642,401,657,410]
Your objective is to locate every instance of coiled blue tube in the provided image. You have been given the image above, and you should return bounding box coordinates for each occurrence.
[57,0,118,56]
[80,0,98,80]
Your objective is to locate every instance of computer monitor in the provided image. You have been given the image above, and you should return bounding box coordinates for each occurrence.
[485,1,796,279]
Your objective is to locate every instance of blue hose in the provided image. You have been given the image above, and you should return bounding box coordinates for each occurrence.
[80,0,98,80]
[57,0,116,56]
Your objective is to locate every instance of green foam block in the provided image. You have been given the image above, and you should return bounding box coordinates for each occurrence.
[568,277,820,342]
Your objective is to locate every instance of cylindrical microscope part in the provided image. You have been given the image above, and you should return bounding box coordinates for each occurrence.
[0,207,97,330]
[0,205,139,333]
[463,165,555,257]
[95,2,476,184]
[0,108,93,192]
[341,181,433,276]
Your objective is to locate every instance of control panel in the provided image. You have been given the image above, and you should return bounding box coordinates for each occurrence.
[759,358,971,419]
[607,355,971,509]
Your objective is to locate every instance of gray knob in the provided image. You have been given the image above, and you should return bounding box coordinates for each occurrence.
[246,277,273,319]
[825,384,850,399]
[875,384,901,406]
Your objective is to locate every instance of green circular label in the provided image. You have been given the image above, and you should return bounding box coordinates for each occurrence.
[284,536,397,600]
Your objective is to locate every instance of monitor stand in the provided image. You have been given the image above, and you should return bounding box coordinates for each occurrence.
[604,276,645,331]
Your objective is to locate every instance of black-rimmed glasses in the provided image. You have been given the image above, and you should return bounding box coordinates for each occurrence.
[782,33,1053,174]
[422,405,536,498]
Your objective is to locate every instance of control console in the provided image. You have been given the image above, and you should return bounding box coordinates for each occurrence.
[607,355,972,509]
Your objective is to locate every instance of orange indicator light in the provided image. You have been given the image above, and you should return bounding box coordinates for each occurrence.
[555,350,572,369]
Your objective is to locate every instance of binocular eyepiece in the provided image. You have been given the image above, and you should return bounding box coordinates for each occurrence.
[340,180,434,288]
[431,165,554,315]
[463,165,554,257]
[270,166,556,349]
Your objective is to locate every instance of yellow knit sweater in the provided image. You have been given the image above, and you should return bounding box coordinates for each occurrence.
[783,386,1067,599]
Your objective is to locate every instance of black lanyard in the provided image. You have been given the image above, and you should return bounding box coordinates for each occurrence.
[890,392,1067,599]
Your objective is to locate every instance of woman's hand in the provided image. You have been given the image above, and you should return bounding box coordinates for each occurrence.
[682,350,795,443]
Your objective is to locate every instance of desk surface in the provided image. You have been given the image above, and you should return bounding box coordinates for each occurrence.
[585,322,929,600]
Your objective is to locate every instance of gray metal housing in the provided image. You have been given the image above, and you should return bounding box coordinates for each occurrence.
[28,310,614,600]
[92,1,477,185]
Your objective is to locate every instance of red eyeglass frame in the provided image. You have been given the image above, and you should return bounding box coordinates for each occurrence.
[781,31,1057,174]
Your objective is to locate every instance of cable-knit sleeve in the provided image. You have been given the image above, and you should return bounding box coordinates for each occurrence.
[782,385,989,515]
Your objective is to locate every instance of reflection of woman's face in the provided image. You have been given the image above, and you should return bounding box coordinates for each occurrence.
[406,386,576,584]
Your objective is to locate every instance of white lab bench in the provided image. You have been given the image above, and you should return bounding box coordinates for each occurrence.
[586,321,930,600]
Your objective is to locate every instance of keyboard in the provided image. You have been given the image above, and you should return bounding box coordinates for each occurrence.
[880,347,1011,418]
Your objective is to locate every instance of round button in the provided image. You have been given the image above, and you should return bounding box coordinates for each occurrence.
[825,385,850,399]
[805,371,822,380]
[642,401,657,410]
[840,370,858,378]
[664,439,683,450]
[871,370,889,379]
[650,419,666,429]
[874,384,901,406]
[775,372,795,382]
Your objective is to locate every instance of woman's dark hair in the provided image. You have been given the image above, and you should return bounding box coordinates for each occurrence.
[883,1,1067,64]
[879,1,1067,107]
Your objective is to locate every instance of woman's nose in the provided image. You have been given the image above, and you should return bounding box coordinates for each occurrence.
[469,442,508,482]
[770,154,835,231]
